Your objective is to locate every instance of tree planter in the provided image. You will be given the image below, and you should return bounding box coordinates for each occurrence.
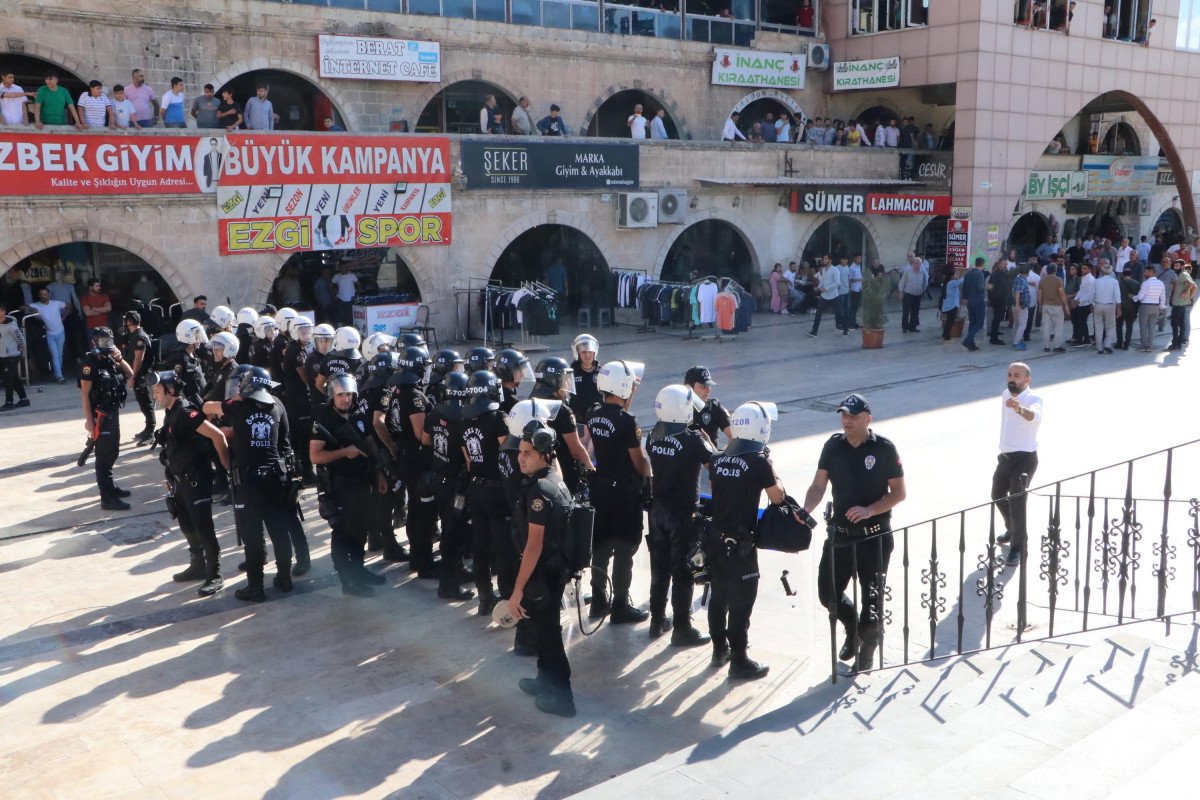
[861,328,885,349]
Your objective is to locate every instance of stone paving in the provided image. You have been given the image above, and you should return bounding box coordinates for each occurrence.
[0,307,1195,799]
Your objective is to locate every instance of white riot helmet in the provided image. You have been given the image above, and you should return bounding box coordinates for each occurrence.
[253,315,278,340]
[209,331,240,361]
[209,305,235,331]
[502,398,563,450]
[292,315,313,344]
[572,333,599,361]
[275,307,298,336]
[312,323,336,354]
[175,318,208,346]
[333,326,362,353]
[596,360,645,401]
[360,332,396,361]
[236,306,259,328]
[727,401,779,454]
[652,384,705,438]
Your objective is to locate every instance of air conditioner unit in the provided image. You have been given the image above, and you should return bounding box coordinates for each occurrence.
[658,189,688,224]
[617,192,658,229]
[808,43,830,71]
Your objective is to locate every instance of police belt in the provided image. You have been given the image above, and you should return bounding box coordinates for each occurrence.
[827,520,889,544]
[237,464,283,481]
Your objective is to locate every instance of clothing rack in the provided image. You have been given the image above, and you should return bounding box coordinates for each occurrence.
[610,268,655,333]
[453,276,499,343]
[685,276,721,341]
[519,280,555,353]
[481,283,521,349]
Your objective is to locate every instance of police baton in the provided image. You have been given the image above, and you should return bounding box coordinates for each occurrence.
[76,409,106,467]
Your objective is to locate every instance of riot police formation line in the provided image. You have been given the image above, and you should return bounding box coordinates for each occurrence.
[82,313,906,715]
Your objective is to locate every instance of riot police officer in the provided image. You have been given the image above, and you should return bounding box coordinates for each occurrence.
[315,326,362,397]
[426,349,465,405]
[508,420,577,718]
[646,384,714,645]
[360,332,397,369]
[204,332,240,404]
[247,315,277,373]
[465,346,495,375]
[705,401,791,680]
[383,346,440,578]
[80,326,133,510]
[494,348,530,412]
[149,370,230,596]
[173,319,210,407]
[306,323,337,418]
[585,360,651,625]
[207,305,236,335]
[458,369,511,614]
[685,366,732,446]
[234,307,258,363]
[529,357,594,494]
[364,351,409,561]
[802,393,906,672]
[270,308,298,383]
[421,370,473,602]
[568,333,600,421]
[311,373,390,597]
[282,315,317,484]
[122,311,157,444]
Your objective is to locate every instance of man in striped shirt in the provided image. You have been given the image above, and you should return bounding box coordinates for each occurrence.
[77,81,113,129]
[1133,264,1167,351]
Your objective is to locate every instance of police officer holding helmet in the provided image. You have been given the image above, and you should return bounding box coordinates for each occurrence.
[282,315,316,484]
[508,419,577,718]
[706,401,794,680]
[802,393,906,672]
[149,370,230,596]
[80,326,133,510]
[586,359,652,625]
[646,384,714,645]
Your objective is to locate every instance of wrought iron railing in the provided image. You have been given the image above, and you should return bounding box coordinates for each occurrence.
[824,439,1200,683]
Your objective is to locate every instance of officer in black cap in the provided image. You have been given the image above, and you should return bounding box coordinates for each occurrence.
[421,370,474,601]
[802,393,906,672]
[494,348,530,412]
[685,366,732,446]
[457,369,512,614]
[509,419,577,718]
[80,326,133,510]
[383,346,440,578]
[529,357,595,494]
[426,348,465,405]
[465,346,495,375]
[364,352,409,561]
[122,311,157,444]
[149,370,230,596]
[311,372,390,596]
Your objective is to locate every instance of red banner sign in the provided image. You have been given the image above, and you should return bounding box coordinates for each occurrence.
[865,193,951,216]
[946,218,972,269]
[216,133,452,256]
[0,133,221,195]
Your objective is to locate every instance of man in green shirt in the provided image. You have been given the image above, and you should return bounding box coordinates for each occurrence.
[34,73,81,129]
[1167,263,1196,351]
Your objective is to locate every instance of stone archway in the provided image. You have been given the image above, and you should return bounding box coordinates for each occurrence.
[792,212,886,265]
[581,83,689,141]
[407,71,522,132]
[653,209,764,279]
[209,58,361,133]
[484,211,618,275]
[729,89,807,122]
[0,42,89,87]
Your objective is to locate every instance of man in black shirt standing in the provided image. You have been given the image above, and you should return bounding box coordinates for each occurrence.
[529,357,594,494]
[281,315,316,484]
[384,346,439,578]
[422,371,473,602]
[802,393,906,672]
[81,327,133,510]
[586,360,651,625]
[686,366,732,446]
[122,311,157,444]
[568,334,600,421]
[646,384,713,645]
[172,319,210,407]
[458,369,512,614]
[494,348,530,412]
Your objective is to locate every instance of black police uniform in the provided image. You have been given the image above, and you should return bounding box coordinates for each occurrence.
[500,385,519,413]
[268,333,288,383]
[171,349,208,408]
[123,326,155,434]
[305,349,329,417]
[80,349,127,503]
[314,401,382,591]
[815,431,903,662]
[530,388,584,492]
[318,350,363,388]
[364,378,407,558]
[513,465,575,702]
[568,360,600,420]
[235,323,254,365]
[424,399,471,596]
[458,407,512,605]
[282,339,315,480]
[707,445,777,660]
[386,381,438,574]
[247,336,273,372]
[204,359,239,404]
[647,425,715,631]
[161,399,221,585]
[695,398,731,444]
[222,395,296,592]
[585,401,646,615]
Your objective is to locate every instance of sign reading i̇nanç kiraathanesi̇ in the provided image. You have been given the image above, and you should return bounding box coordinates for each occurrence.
[712,48,806,89]
[833,57,901,91]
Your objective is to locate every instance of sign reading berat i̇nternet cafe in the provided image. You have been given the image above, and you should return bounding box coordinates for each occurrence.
[712,48,806,90]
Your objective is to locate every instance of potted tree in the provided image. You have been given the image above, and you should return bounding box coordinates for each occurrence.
[860,271,889,349]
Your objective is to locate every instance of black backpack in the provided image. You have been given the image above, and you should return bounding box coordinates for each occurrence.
[552,487,595,576]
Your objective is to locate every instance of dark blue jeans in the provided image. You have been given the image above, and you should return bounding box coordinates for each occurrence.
[964,301,986,346]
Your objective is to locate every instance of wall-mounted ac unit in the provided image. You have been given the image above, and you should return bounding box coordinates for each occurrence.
[658,189,688,224]
[617,192,658,229]
[808,43,830,71]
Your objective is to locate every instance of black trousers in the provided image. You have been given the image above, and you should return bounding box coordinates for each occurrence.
[991,451,1038,551]
[707,543,759,652]
[988,304,1007,341]
[468,480,513,596]
[134,380,155,431]
[810,298,839,335]
[371,479,403,550]
[235,472,293,581]
[284,395,313,477]
[1117,312,1135,347]
[93,407,120,499]
[432,475,470,587]
[403,476,439,571]
[172,468,220,578]
[531,571,571,696]
[1070,305,1092,342]
[901,293,921,331]
[1170,305,1188,347]
[818,533,893,642]
[1,356,26,403]
[330,480,373,583]
[590,478,642,601]
[940,308,958,340]
[647,505,698,622]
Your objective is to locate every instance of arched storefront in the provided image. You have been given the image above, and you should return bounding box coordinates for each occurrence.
[0,54,87,121]
[220,69,343,132]
[1007,212,1050,259]
[729,89,805,140]
[913,215,950,273]
[661,220,755,284]
[1100,121,1140,155]
[586,89,679,139]
[269,249,422,321]
[416,81,516,134]
[1153,208,1185,244]
[801,216,878,268]
[490,225,607,311]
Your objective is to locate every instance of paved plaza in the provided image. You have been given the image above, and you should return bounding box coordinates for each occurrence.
[1,309,1197,799]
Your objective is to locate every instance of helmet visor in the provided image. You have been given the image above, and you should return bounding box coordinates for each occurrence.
[562,367,575,395]
[752,401,779,422]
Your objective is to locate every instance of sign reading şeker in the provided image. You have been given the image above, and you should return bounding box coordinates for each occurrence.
[946,218,971,269]
[216,134,451,256]
[460,140,638,190]
[790,189,950,216]
[0,133,221,195]
[317,35,441,83]
[832,57,901,91]
[712,48,805,89]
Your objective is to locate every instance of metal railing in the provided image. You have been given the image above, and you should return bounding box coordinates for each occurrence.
[824,439,1200,683]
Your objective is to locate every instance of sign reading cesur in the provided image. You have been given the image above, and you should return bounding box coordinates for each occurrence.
[1025,170,1088,200]
[0,133,221,195]
[712,48,806,89]
[317,35,441,83]
[832,57,901,91]
[216,134,452,256]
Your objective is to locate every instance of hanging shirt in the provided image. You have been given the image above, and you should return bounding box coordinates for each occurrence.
[696,281,718,324]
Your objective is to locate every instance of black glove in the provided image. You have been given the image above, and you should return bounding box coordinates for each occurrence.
[639,476,653,511]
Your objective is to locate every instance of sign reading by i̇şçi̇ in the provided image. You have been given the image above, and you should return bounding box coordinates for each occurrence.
[216,134,452,256]
[711,48,806,89]
[460,140,639,190]
[317,35,441,83]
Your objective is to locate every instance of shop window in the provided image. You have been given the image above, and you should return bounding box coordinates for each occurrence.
[850,0,927,35]
[1102,0,1154,43]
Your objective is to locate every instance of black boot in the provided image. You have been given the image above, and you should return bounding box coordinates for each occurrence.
[273,572,293,593]
[198,557,223,596]
[381,544,410,562]
[339,573,374,597]
[854,639,878,673]
[588,589,611,620]
[838,631,860,662]
[478,587,499,616]
[610,598,650,625]
[535,689,577,718]
[291,554,311,577]
[235,569,266,602]
[134,425,156,445]
[519,675,549,696]
[237,553,269,572]
[101,495,131,511]
[710,643,732,668]
[112,486,132,498]
[356,565,388,586]
[729,650,770,681]
[649,617,673,639]
[438,581,473,601]
[671,624,711,647]
[173,556,206,583]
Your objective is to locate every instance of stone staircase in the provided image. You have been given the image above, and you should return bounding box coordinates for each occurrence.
[572,617,1200,800]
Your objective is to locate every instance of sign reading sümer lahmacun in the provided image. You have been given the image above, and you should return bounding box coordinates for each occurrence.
[712,48,806,89]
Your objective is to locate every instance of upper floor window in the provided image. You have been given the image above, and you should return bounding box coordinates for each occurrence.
[1102,0,1154,43]
[1178,0,1200,49]
[850,0,927,35]
[1013,1,1075,33]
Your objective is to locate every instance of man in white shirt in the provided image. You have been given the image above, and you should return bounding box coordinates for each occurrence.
[847,256,864,327]
[77,81,114,129]
[1068,262,1096,346]
[722,113,747,142]
[330,265,359,326]
[873,122,887,147]
[1133,263,1167,351]
[993,362,1042,566]
[0,71,30,125]
[627,103,648,139]
[650,109,669,140]
[883,118,900,147]
[1114,237,1133,272]
[1021,257,1041,341]
[23,286,69,382]
[479,95,496,134]
[781,261,804,313]
[511,96,536,135]
[1091,261,1121,353]
[806,257,842,337]
[836,257,852,334]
